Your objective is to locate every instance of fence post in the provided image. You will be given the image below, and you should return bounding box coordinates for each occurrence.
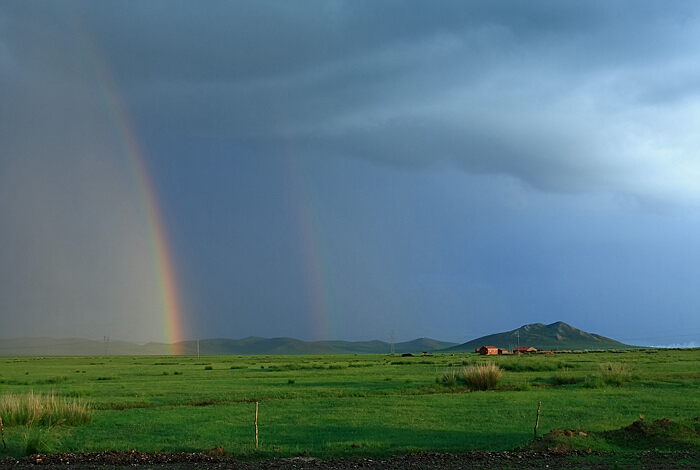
[0,415,6,450]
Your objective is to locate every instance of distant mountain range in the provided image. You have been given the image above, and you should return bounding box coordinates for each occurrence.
[0,336,457,356]
[0,322,636,356]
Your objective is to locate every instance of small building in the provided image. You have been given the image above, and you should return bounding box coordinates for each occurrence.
[476,345,499,356]
[514,346,538,354]
[498,348,511,355]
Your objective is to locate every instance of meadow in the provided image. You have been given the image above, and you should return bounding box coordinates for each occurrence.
[1,349,700,459]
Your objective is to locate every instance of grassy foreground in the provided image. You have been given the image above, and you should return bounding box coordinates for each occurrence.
[1,349,700,459]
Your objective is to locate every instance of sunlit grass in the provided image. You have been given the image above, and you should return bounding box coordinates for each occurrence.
[599,362,633,387]
[461,362,503,390]
[1,350,700,458]
[0,392,92,427]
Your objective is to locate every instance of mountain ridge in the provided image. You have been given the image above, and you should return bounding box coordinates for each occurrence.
[0,336,457,356]
[0,322,637,356]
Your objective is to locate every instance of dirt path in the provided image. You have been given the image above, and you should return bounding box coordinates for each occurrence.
[2,450,699,470]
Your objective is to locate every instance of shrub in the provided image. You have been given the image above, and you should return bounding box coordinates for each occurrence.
[461,363,503,390]
[204,365,213,370]
[0,392,92,427]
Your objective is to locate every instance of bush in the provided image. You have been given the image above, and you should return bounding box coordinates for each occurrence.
[0,392,92,427]
[461,363,503,390]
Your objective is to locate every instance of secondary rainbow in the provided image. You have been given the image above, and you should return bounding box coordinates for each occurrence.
[286,154,334,340]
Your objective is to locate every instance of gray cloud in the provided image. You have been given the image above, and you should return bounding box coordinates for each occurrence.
[2,1,700,344]
[40,0,696,205]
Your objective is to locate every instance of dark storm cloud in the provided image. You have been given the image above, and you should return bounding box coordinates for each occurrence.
[37,0,696,204]
[2,1,700,345]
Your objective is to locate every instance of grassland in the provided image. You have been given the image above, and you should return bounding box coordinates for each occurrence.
[1,349,700,460]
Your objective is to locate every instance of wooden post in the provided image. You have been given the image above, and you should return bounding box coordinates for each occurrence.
[534,401,541,439]
[0,415,6,450]
[255,402,259,449]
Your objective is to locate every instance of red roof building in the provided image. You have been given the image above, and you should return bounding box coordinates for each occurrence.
[475,345,499,356]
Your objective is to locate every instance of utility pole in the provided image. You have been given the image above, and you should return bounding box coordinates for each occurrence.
[103,335,109,357]
[390,330,395,355]
[196,336,200,359]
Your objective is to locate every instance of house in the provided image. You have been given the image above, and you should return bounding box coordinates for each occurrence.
[514,346,538,354]
[498,348,511,355]
[475,345,499,356]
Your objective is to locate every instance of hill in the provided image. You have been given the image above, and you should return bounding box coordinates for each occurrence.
[442,321,637,352]
[166,337,458,355]
[0,336,458,356]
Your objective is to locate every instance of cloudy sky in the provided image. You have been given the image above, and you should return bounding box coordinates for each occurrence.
[1,1,699,347]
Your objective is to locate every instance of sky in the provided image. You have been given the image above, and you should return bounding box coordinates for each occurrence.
[1,1,699,348]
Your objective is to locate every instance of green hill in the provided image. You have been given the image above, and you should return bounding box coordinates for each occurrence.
[175,337,458,355]
[0,336,458,356]
[442,321,637,352]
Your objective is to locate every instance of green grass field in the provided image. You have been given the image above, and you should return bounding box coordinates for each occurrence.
[1,349,700,459]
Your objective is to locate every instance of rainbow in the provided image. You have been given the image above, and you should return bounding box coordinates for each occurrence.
[123,136,185,354]
[81,35,185,354]
[286,155,333,340]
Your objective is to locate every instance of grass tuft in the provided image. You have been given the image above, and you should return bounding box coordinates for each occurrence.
[23,425,63,455]
[441,368,458,387]
[461,362,503,391]
[0,392,92,427]
[599,362,633,386]
[549,368,580,386]
[583,376,605,389]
